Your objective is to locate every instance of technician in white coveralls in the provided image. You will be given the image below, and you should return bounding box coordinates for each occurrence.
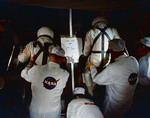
[21,47,69,118]
[138,37,150,85]
[18,26,57,65]
[89,39,139,118]
[82,16,121,96]
[67,87,104,118]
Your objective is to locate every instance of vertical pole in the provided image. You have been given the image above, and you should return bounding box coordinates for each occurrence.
[69,8,74,92]
[6,45,15,72]
[69,8,73,37]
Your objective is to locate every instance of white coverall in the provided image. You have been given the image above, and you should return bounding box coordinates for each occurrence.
[21,62,69,118]
[18,36,56,65]
[67,98,104,118]
[139,53,150,85]
[90,55,139,118]
[83,26,120,95]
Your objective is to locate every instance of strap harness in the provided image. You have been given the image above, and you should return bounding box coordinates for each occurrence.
[90,27,111,54]
[88,27,111,64]
[33,41,53,65]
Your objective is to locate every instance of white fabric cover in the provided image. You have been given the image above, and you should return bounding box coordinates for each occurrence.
[67,98,104,118]
[139,53,150,85]
[90,55,139,118]
[21,62,69,118]
[18,36,57,65]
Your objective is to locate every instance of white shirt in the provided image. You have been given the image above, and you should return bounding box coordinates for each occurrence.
[67,97,104,118]
[21,62,69,116]
[139,53,150,85]
[90,55,139,118]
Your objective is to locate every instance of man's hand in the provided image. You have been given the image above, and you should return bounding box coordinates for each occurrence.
[26,62,34,69]
[88,61,94,68]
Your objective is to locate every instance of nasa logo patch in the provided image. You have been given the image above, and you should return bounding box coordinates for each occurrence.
[43,77,60,90]
[128,73,137,85]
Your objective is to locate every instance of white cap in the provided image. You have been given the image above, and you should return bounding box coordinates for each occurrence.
[109,39,125,52]
[51,47,65,57]
[74,87,85,95]
[140,37,150,47]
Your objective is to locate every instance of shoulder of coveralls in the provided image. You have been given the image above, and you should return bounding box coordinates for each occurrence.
[139,54,150,66]
[129,56,139,64]
[86,28,99,39]
[127,56,139,71]
[64,69,69,77]
[61,69,69,81]
[146,53,150,60]
[86,27,96,34]
[18,41,35,62]
[25,64,43,79]
[26,41,35,45]
[25,41,36,49]
[58,66,69,76]
[148,54,150,62]
[110,27,120,34]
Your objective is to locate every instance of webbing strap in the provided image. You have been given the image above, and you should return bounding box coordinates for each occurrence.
[88,32,103,55]
[42,43,51,65]
[33,41,52,65]
[95,27,111,41]
[89,27,108,55]
[87,27,110,63]
[33,42,43,63]
[101,33,104,66]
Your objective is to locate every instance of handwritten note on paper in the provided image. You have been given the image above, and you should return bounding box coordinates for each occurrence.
[61,36,82,63]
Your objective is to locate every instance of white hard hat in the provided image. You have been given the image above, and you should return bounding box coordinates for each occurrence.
[109,39,126,52]
[140,37,150,47]
[37,26,54,38]
[92,16,108,27]
[74,87,85,95]
[51,47,65,57]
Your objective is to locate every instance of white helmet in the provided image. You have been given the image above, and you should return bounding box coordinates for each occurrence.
[92,16,108,27]
[37,26,54,38]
